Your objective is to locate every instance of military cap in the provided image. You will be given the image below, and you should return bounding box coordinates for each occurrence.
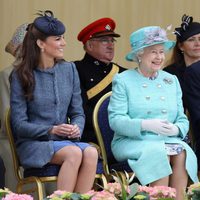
[78,17,120,44]
[34,10,65,36]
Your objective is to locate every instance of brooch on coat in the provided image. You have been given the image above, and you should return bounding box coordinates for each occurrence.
[163,77,173,84]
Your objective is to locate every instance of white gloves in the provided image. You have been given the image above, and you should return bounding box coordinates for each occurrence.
[141,119,179,136]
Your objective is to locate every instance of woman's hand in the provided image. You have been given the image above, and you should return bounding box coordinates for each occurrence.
[141,119,179,136]
[50,124,81,139]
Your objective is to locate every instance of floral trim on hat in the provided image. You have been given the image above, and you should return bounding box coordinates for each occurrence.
[131,27,170,49]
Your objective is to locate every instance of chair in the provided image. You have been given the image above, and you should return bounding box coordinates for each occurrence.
[93,92,133,182]
[5,109,107,200]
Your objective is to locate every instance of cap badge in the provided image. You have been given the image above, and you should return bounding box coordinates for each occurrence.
[105,24,111,30]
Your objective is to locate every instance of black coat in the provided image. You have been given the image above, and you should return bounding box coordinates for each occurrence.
[74,53,125,143]
[184,61,200,140]
[165,61,200,169]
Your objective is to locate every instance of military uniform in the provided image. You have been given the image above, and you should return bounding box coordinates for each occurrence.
[75,17,124,143]
[75,53,125,143]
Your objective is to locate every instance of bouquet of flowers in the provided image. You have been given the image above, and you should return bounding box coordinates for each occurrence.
[186,182,200,200]
[44,171,176,200]
[0,188,33,200]
[135,185,176,200]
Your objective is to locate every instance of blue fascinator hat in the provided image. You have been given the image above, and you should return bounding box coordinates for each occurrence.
[33,10,65,36]
[126,26,175,62]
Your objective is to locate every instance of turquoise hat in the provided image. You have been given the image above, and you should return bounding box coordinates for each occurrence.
[126,26,175,62]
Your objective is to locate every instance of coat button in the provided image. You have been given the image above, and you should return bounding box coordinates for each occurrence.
[161,109,167,114]
[160,96,165,101]
[142,84,148,88]
[145,96,150,100]
[157,84,162,88]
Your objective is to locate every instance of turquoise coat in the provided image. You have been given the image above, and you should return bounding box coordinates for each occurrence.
[108,69,198,185]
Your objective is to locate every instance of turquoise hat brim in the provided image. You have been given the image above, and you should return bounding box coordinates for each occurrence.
[125,40,176,62]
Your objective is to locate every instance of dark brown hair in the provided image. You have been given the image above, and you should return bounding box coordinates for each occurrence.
[14,23,48,101]
[168,41,185,67]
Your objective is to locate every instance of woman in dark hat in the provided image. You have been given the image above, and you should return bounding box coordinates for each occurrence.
[165,15,200,107]
[164,14,200,173]
[10,10,98,193]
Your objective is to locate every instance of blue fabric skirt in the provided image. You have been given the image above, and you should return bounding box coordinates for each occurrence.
[53,140,91,152]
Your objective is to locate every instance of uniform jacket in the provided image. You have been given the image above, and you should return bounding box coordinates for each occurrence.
[74,53,125,143]
[10,61,85,168]
[108,69,198,185]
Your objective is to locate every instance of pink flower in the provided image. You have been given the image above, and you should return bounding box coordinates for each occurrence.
[47,190,67,198]
[90,190,117,200]
[138,185,176,198]
[2,193,33,200]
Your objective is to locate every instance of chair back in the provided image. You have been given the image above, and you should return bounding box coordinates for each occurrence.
[5,108,22,181]
[6,108,107,198]
[93,92,117,174]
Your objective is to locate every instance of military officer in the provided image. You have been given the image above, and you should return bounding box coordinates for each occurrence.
[74,17,125,143]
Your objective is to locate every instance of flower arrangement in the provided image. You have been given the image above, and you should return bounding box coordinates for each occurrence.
[0,188,33,200]
[1,172,199,200]
[186,182,200,200]
[44,171,176,200]
[136,185,176,200]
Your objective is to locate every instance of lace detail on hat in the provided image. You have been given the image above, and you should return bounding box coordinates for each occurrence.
[131,27,170,48]
[143,28,168,44]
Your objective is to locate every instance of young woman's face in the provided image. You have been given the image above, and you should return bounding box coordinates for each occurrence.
[40,35,66,60]
[180,33,200,61]
[139,44,165,73]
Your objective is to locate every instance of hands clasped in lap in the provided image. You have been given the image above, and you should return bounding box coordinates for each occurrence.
[51,124,80,139]
[141,119,179,136]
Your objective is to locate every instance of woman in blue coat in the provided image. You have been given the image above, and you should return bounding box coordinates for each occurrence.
[108,26,199,200]
[10,11,98,193]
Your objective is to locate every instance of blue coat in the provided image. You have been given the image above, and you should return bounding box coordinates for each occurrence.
[10,61,85,168]
[108,69,198,185]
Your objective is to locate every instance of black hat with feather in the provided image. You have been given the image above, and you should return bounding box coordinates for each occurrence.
[174,14,200,42]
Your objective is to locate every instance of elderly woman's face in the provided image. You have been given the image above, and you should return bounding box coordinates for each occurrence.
[139,44,165,73]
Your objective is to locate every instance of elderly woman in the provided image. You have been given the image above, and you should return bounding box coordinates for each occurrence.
[10,10,98,193]
[108,26,198,200]
[165,14,200,172]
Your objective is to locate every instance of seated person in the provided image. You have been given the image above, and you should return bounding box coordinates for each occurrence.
[10,10,98,193]
[164,14,200,171]
[108,26,199,200]
[0,23,27,136]
[74,18,125,143]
